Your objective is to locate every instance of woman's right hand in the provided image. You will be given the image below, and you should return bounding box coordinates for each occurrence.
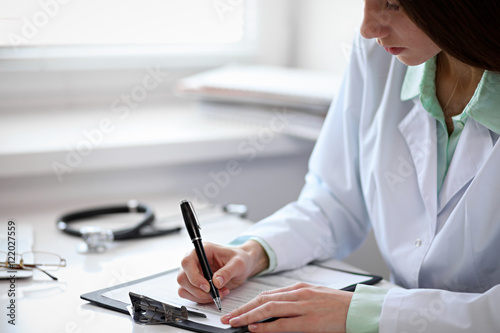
[177,240,269,304]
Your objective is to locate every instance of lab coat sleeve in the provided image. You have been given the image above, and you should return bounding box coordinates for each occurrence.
[380,285,500,332]
[236,35,373,272]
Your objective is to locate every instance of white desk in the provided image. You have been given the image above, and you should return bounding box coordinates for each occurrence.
[0,196,392,333]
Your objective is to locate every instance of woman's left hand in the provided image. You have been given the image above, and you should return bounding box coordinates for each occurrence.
[220,282,353,333]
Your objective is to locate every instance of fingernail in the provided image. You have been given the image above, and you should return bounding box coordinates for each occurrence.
[220,314,231,322]
[216,276,224,287]
[229,316,240,326]
[248,324,258,331]
[200,284,210,293]
[222,288,230,297]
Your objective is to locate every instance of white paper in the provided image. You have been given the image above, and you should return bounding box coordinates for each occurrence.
[102,264,371,329]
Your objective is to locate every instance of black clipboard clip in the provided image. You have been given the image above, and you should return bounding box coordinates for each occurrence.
[128,292,206,325]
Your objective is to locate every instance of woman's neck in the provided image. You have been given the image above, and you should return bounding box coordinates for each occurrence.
[435,52,484,134]
[437,52,484,90]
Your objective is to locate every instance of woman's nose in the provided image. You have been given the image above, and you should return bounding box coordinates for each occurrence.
[360,1,391,39]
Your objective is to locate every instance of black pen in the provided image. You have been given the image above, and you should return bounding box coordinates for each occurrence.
[180,200,222,311]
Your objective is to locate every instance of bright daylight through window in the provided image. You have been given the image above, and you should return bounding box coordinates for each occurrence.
[0,0,252,52]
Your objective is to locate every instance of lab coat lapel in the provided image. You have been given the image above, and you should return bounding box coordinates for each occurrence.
[438,118,493,212]
[398,100,438,223]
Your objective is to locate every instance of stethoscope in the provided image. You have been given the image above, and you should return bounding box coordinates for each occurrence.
[56,200,247,253]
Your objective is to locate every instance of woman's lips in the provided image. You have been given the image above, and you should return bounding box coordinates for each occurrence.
[384,47,405,56]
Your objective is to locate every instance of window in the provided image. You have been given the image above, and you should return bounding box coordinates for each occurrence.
[0,0,259,69]
[0,0,293,115]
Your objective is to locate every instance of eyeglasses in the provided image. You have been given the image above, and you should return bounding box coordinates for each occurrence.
[0,251,67,280]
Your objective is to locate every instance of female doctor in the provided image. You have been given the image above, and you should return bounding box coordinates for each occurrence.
[178,1,500,332]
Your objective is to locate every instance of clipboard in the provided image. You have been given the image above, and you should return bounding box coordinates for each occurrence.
[81,265,382,333]
[81,268,247,333]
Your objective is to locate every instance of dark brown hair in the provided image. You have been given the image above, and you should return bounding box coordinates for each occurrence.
[399,0,500,71]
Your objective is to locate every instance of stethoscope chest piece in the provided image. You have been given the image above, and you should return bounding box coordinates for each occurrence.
[77,226,114,253]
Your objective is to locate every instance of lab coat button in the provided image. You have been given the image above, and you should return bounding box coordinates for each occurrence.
[415,238,422,247]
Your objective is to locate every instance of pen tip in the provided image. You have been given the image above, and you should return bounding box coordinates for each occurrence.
[214,297,222,311]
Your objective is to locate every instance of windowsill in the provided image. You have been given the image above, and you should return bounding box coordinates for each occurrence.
[0,47,257,72]
[0,102,315,179]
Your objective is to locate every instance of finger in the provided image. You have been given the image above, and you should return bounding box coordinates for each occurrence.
[177,272,214,303]
[221,290,300,324]
[179,253,211,293]
[228,301,303,328]
[178,284,231,304]
[178,286,213,304]
[260,282,313,295]
[247,316,311,333]
[212,256,246,289]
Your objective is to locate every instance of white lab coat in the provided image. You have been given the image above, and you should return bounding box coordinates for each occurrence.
[239,34,500,332]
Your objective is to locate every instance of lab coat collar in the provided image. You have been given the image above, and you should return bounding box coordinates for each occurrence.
[400,57,500,214]
[399,100,495,220]
[438,117,493,212]
[398,100,438,226]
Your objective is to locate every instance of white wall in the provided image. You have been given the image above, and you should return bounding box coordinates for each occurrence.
[291,0,364,75]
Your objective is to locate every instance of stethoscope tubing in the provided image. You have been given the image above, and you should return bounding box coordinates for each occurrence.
[57,201,180,240]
